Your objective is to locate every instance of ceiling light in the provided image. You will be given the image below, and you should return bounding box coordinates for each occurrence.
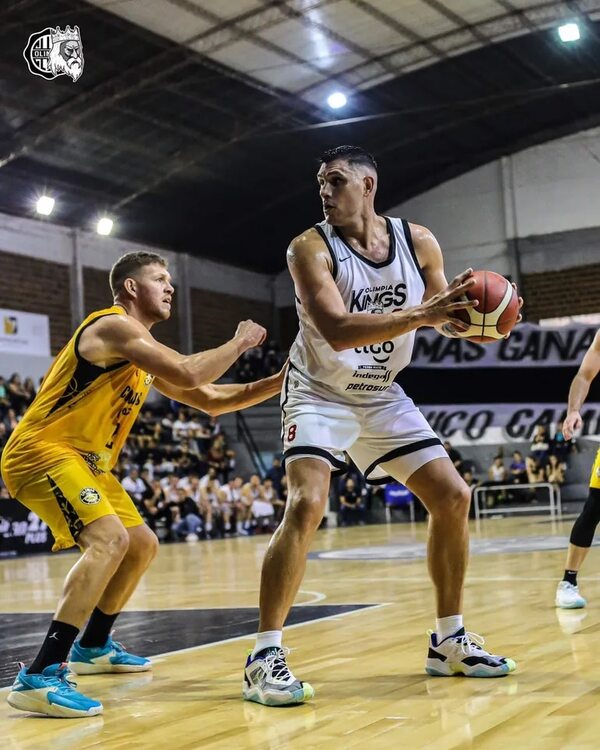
[327,91,347,109]
[558,22,580,42]
[36,195,55,216]
[97,216,113,235]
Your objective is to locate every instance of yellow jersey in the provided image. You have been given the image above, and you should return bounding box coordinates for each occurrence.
[1,306,155,495]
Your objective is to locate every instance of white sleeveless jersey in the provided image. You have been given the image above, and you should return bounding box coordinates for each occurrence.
[288,216,426,406]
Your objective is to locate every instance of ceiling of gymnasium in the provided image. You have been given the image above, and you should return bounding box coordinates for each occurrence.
[1,0,600,272]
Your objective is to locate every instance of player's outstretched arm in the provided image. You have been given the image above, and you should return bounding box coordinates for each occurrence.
[564,329,600,439]
[288,228,477,351]
[81,314,266,389]
[152,361,287,417]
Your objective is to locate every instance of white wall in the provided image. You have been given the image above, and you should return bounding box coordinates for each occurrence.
[388,126,600,281]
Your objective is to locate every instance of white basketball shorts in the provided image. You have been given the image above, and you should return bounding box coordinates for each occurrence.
[281,391,447,485]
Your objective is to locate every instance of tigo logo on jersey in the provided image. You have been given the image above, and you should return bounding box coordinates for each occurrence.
[23,26,84,82]
[79,488,101,505]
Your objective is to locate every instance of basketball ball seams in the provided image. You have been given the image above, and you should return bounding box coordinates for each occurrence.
[454,269,519,342]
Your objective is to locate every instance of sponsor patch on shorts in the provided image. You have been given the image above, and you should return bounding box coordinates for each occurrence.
[79,487,101,505]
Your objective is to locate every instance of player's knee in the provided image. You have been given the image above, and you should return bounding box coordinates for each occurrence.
[439,483,471,519]
[80,516,130,561]
[287,487,326,533]
[128,526,159,564]
[570,488,600,547]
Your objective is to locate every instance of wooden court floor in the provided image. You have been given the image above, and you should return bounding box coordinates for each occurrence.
[2,516,600,750]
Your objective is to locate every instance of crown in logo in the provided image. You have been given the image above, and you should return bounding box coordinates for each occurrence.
[51,25,80,44]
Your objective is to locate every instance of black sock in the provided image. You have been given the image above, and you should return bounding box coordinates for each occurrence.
[563,569,578,586]
[28,620,80,674]
[79,607,119,648]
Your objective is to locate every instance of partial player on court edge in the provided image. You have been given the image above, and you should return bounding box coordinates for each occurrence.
[1,251,286,719]
[555,328,600,609]
[243,144,523,707]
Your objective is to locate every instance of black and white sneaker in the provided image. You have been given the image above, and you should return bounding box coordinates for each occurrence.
[425,627,516,677]
[243,647,314,706]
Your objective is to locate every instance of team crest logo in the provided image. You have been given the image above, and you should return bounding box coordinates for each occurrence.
[3,316,18,335]
[23,26,84,82]
[79,487,101,505]
[144,373,154,386]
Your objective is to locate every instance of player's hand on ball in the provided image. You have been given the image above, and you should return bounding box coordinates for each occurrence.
[235,320,267,349]
[421,268,477,329]
[563,411,582,440]
[504,282,524,338]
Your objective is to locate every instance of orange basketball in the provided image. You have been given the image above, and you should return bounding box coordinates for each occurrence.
[454,270,520,343]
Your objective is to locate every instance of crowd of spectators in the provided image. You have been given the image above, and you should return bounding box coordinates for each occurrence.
[235,340,286,383]
[0,369,584,531]
[113,409,293,541]
[0,373,39,457]
[447,424,577,510]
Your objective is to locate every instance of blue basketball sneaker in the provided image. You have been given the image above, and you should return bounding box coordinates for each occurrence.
[68,635,151,674]
[7,662,103,718]
[243,647,314,706]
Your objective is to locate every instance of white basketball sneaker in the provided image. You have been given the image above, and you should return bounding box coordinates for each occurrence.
[243,647,314,706]
[555,580,586,609]
[426,628,516,677]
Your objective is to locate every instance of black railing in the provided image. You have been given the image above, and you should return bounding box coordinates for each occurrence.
[236,411,268,476]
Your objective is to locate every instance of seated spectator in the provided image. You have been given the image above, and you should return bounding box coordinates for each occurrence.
[483,456,507,508]
[207,434,228,481]
[22,377,37,407]
[172,409,195,443]
[0,376,9,415]
[550,421,577,469]
[383,482,416,521]
[7,373,28,413]
[200,474,222,536]
[142,479,173,538]
[172,487,204,541]
[462,469,480,491]
[339,477,366,526]
[488,455,507,484]
[443,440,464,473]
[265,456,284,497]
[251,493,275,532]
[546,454,565,486]
[240,474,264,535]
[121,467,147,506]
[530,425,550,466]
[263,340,283,376]
[220,477,244,534]
[3,407,20,434]
[509,451,527,484]
[526,455,545,484]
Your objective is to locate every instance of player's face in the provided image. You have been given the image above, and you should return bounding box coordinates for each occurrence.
[135,263,174,320]
[317,160,367,225]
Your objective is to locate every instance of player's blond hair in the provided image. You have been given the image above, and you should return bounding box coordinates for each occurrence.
[109,251,168,297]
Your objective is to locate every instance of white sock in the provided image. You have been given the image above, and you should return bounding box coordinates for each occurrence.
[436,615,463,641]
[252,630,282,658]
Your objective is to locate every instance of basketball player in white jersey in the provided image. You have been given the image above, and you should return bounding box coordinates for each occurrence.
[243,145,518,707]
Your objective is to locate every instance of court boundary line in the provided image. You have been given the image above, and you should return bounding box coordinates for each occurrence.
[150,602,390,660]
[0,603,390,690]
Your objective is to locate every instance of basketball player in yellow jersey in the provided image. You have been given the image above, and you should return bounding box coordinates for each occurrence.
[1,251,282,719]
[554,328,600,609]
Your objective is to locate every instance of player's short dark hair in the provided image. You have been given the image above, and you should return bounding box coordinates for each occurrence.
[319,145,377,172]
[110,251,168,297]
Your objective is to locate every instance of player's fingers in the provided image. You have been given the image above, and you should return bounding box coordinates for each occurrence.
[449,268,474,289]
[447,316,470,332]
[448,298,478,310]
